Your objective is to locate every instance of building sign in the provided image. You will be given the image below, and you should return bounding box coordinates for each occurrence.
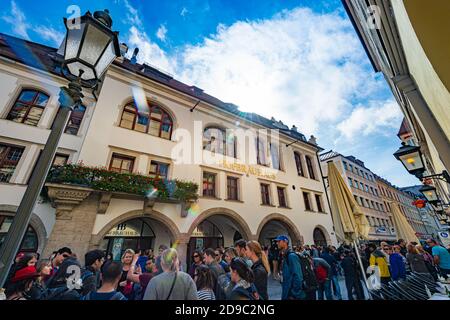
[220,160,276,179]
[438,232,450,247]
[105,223,140,237]
[376,226,387,234]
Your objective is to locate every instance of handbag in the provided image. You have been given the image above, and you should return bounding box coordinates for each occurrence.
[166,272,178,300]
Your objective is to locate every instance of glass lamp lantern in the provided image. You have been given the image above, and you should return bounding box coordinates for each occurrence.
[62,10,120,82]
[393,143,425,178]
[419,184,439,204]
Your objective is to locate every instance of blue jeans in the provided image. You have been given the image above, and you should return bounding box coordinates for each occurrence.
[331,275,342,299]
[317,279,333,300]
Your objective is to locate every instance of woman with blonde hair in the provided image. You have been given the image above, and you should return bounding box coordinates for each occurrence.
[245,240,270,300]
[118,249,137,299]
[406,243,430,275]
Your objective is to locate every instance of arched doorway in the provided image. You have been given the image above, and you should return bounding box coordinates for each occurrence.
[0,215,39,253]
[313,227,327,246]
[257,214,302,247]
[187,208,252,265]
[97,217,175,261]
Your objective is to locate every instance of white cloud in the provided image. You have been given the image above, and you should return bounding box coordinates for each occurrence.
[2,0,30,40]
[122,0,143,28]
[127,26,174,74]
[156,25,168,42]
[180,7,189,17]
[34,26,64,46]
[336,100,403,140]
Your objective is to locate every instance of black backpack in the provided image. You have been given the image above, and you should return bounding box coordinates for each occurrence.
[287,252,318,293]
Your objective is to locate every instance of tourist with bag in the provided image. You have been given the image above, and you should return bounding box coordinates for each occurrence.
[82,261,127,300]
[228,257,259,300]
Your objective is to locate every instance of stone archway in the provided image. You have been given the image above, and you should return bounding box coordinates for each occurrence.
[256,213,303,247]
[89,209,181,250]
[187,207,253,241]
[0,204,48,254]
[313,225,331,246]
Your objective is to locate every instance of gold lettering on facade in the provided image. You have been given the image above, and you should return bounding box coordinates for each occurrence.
[220,161,276,179]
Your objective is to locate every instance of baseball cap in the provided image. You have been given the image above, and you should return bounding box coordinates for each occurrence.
[274,235,289,243]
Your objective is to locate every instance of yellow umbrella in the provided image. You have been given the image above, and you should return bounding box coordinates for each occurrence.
[327,162,370,242]
[390,202,420,244]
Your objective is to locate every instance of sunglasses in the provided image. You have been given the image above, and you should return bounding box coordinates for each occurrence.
[193,255,200,258]
[62,254,70,258]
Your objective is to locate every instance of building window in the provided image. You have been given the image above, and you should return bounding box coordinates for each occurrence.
[355,167,359,176]
[374,189,379,197]
[0,144,24,182]
[349,164,353,172]
[260,184,271,205]
[371,200,375,209]
[53,154,69,166]
[315,194,324,212]
[119,102,173,140]
[7,89,49,126]
[354,180,358,189]
[380,203,384,212]
[343,161,348,170]
[348,177,353,187]
[203,126,236,158]
[370,187,374,195]
[303,192,312,211]
[294,152,304,176]
[0,216,38,252]
[227,176,239,201]
[149,161,169,179]
[305,155,316,180]
[270,143,281,170]
[360,182,364,190]
[277,187,287,207]
[202,172,216,197]
[375,202,380,211]
[65,105,86,135]
[365,185,369,192]
[256,136,268,166]
[109,153,135,174]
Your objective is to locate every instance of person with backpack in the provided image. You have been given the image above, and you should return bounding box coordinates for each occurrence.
[80,250,105,296]
[81,261,127,300]
[49,247,72,277]
[320,247,342,300]
[245,240,269,300]
[228,257,259,300]
[203,248,225,297]
[44,255,83,300]
[216,247,238,300]
[143,248,197,300]
[313,257,333,300]
[275,235,306,300]
[341,249,365,300]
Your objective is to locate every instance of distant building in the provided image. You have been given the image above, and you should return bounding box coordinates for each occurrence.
[320,151,395,242]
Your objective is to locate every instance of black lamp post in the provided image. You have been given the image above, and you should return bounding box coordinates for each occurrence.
[393,143,425,179]
[419,185,439,205]
[0,9,119,288]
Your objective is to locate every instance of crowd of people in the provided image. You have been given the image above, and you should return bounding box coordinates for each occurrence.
[2,235,450,301]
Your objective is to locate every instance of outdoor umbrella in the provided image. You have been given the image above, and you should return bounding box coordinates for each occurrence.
[327,162,370,242]
[327,162,371,297]
[390,202,420,244]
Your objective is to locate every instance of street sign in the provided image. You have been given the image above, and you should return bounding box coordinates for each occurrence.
[438,232,450,247]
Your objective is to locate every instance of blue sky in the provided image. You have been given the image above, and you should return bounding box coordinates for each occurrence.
[0,0,419,187]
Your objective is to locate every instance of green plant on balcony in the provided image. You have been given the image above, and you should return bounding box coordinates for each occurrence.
[43,163,198,203]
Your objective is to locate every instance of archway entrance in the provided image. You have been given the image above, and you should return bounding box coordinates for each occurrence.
[257,215,302,248]
[187,210,251,265]
[98,217,174,261]
[0,215,38,253]
[313,227,327,246]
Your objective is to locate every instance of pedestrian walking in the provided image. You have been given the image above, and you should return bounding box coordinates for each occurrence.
[204,248,225,297]
[215,248,229,273]
[188,250,204,279]
[368,243,391,284]
[313,257,333,300]
[80,249,105,296]
[228,257,259,300]
[268,240,281,280]
[426,238,450,279]
[143,248,197,300]
[341,249,364,300]
[275,235,305,300]
[397,239,408,257]
[245,240,270,300]
[321,247,342,300]
[389,245,406,281]
[235,239,253,267]
[82,261,127,300]
[195,265,216,300]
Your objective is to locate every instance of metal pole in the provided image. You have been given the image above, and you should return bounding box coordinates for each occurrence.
[353,240,371,300]
[0,83,82,288]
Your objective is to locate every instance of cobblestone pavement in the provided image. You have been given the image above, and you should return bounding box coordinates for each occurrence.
[268,275,370,300]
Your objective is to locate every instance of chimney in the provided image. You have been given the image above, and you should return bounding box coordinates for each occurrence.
[291,125,297,132]
[308,135,317,145]
[116,43,128,63]
[130,47,139,64]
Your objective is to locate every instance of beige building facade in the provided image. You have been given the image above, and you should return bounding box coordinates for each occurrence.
[320,151,396,242]
[0,33,337,267]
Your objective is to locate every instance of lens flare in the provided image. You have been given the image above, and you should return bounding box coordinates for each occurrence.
[146,187,158,198]
[188,203,200,216]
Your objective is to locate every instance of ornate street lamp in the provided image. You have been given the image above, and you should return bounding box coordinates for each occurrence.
[419,184,439,205]
[393,143,425,179]
[0,9,120,287]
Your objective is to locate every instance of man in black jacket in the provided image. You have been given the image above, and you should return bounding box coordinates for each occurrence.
[341,250,364,300]
[80,250,105,296]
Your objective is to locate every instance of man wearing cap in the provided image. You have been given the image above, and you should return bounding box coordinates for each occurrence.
[275,235,305,300]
